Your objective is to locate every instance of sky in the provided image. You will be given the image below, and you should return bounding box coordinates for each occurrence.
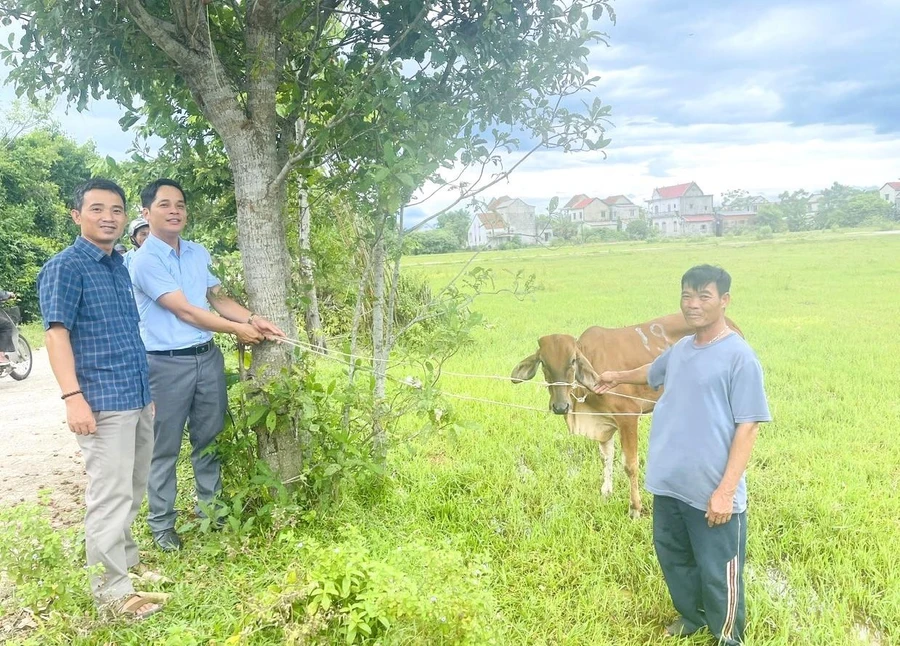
[2,0,899,225]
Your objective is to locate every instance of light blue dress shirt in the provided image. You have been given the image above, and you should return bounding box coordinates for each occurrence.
[129,233,221,352]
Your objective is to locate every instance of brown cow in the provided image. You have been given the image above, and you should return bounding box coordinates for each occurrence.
[511,312,742,519]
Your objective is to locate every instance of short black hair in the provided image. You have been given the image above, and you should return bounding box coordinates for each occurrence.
[140,178,187,209]
[72,178,127,211]
[681,264,731,296]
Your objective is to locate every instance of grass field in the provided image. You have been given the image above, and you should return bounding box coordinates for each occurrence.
[3,231,899,644]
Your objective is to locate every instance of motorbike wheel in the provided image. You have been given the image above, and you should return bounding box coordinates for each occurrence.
[9,334,32,381]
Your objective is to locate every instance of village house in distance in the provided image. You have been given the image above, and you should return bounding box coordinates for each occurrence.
[561,194,640,231]
[465,178,897,248]
[467,194,640,248]
[881,181,900,210]
[467,196,545,248]
[647,181,765,237]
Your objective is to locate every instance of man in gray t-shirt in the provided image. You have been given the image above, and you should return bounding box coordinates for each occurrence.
[592,264,770,645]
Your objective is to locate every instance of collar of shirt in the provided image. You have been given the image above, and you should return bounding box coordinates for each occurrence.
[74,235,123,266]
[142,232,197,259]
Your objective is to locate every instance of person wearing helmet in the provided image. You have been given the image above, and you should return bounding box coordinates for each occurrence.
[124,218,150,269]
[0,289,17,366]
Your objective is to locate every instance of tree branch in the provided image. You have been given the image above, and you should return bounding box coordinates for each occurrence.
[121,0,199,66]
[269,2,430,192]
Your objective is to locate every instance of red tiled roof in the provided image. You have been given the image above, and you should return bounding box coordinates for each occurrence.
[682,214,715,223]
[571,196,594,210]
[654,183,694,199]
[564,194,589,209]
[885,182,900,190]
[477,211,506,229]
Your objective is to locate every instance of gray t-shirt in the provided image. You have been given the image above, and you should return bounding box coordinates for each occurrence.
[646,332,771,513]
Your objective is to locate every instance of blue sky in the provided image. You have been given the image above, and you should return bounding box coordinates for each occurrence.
[3,0,899,224]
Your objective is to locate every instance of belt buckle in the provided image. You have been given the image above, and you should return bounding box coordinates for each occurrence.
[197,343,210,355]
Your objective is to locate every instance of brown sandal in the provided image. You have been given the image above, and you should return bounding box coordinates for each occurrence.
[114,592,167,620]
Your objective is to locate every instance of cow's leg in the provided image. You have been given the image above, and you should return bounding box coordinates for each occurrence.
[599,438,615,498]
[617,416,642,519]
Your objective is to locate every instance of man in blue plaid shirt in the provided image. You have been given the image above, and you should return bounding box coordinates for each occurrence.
[38,179,164,620]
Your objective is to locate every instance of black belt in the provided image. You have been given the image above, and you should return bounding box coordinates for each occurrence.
[148,341,213,357]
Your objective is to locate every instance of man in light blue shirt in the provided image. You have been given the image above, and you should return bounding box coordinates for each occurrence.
[593,265,770,645]
[130,178,284,552]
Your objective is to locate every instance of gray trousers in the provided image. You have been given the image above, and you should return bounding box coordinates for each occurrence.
[147,345,227,533]
[77,405,154,604]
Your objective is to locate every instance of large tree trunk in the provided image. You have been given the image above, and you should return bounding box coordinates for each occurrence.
[297,174,326,350]
[123,0,307,482]
[228,143,305,481]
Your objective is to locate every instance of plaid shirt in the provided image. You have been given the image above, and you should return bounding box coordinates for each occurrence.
[38,236,151,411]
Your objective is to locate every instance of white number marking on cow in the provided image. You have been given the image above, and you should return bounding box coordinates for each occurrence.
[634,327,651,352]
[649,323,672,353]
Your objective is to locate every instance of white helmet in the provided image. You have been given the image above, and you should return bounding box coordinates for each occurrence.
[128,217,149,237]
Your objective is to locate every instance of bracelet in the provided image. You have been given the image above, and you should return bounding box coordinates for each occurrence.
[61,390,83,400]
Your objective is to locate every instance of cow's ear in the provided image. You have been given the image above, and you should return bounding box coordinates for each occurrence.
[574,349,599,391]
[511,351,541,383]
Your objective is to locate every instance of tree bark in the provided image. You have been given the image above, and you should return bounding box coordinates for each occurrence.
[370,225,387,449]
[297,173,326,350]
[227,143,304,481]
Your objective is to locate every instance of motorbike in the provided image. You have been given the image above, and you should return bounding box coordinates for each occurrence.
[0,306,33,381]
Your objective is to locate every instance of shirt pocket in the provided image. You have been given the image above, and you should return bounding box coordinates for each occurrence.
[80,273,119,324]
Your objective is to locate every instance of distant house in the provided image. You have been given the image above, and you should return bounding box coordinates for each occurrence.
[648,213,680,236]
[467,196,544,248]
[682,214,716,236]
[603,195,640,226]
[562,194,616,229]
[647,182,715,217]
[647,182,715,237]
[880,182,900,211]
[467,211,506,247]
[807,193,823,215]
[717,210,755,232]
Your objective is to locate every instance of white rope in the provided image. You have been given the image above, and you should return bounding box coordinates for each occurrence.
[278,337,657,405]
[273,336,652,417]
[433,370,657,404]
[277,336,411,369]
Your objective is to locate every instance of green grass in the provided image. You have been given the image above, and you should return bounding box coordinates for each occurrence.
[3,232,899,644]
[16,322,44,350]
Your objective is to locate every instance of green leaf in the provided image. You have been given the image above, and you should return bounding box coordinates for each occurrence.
[247,405,268,428]
[265,410,277,432]
[118,113,140,130]
[371,166,390,183]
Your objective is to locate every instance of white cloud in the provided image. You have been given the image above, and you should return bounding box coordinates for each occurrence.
[714,5,863,56]
[679,85,784,121]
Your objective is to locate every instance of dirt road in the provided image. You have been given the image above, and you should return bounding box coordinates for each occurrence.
[0,347,84,524]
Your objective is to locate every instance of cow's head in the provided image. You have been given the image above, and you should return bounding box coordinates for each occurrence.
[510,334,600,415]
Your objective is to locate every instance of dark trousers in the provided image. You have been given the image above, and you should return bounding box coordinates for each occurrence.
[146,344,227,533]
[0,310,15,353]
[653,495,747,645]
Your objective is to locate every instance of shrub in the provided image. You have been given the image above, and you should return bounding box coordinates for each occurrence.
[756,225,774,240]
[234,530,498,644]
